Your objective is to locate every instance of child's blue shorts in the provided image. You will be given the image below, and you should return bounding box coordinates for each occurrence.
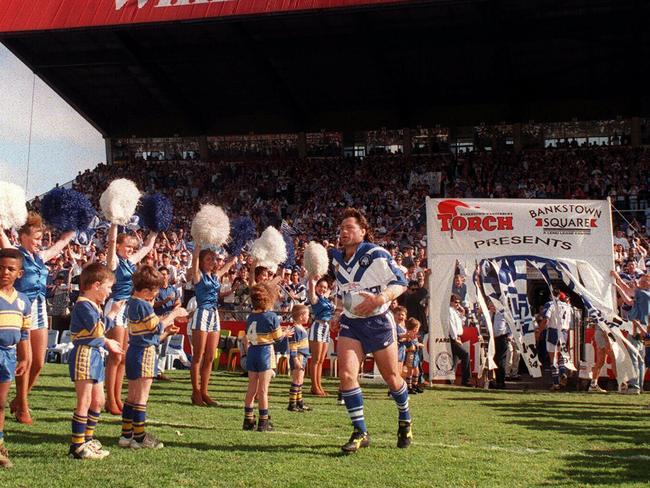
[126,345,158,380]
[290,353,308,372]
[0,346,17,383]
[247,344,273,372]
[69,345,105,382]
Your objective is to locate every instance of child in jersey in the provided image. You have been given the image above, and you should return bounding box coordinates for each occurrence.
[287,304,312,412]
[104,225,157,415]
[0,249,32,468]
[243,283,292,432]
[68,263,123,460]
[404,318,424,394]
[393,306,409,374]
[119,266,185,449]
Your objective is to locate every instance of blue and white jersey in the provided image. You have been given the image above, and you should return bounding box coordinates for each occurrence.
[543,300,572,331]
[331,242,407,319]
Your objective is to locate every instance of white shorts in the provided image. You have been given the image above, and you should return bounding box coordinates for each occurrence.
[308,320,330,343]
[31,295,48,330]
[191,308,220,333]
[104,299,128,329]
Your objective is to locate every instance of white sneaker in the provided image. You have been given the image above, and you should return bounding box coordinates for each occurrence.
[118,436,133,448]
[625,388,641,395]
[129,433,164,450]
[69,442,109,460]
[87,439,109,456]
[588,384,607,393]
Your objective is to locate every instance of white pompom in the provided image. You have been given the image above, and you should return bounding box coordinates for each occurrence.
[303,241,329,278]
[0,181,28,230]
[250,226,286,270]
[99,179,141,225]
[191,204,230,247]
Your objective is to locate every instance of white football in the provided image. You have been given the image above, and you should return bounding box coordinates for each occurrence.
[343,291,382,317]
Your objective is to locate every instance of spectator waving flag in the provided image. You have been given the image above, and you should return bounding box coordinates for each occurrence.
[280,219,296,236]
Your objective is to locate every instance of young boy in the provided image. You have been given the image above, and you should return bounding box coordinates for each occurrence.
[0,249,32,468]
[243,283,292,432]
[153,267,181,381]
[404,318,424,394]
[68,263,123,460]
[288,304,311,412]
[119,265,185,449]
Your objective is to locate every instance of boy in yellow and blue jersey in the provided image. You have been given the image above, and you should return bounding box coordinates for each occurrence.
[68,263,124,460]
[0,249,31,469]
[288,304,312,413]
[243,283,292,432]
[119,266,185,450]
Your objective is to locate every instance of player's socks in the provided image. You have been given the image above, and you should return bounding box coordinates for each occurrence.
[390,382,412,423]
[132,403,147,442]
[71,412,88,449]
[121,402,134,439]
[85,410,100,442]
[341,387,367,433]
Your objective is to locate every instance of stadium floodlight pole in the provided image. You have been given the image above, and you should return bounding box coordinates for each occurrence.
[25,73,36,195]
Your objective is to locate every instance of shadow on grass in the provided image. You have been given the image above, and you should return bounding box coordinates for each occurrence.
[163,440,347,457]
[553,448,650,485]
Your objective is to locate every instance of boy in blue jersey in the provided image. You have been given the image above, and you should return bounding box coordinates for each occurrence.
[288,304,312,412]
[68,263,124,460]
[0,249,32,468]
[243,283,292,432]
[154,267,181,381]
[104,225,157,416]
[119,266,185,449]
[154,267,180,317]
[403,318,424,394]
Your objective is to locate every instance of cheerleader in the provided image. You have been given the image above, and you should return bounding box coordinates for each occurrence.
[189,245,236,406]
[307,276,334,396]
[0,213,75,424]
[104,223,158,415]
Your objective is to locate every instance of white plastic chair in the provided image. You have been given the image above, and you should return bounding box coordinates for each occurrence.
[165,334,188,370]
[45,330,60,362]
[52,330,74,364]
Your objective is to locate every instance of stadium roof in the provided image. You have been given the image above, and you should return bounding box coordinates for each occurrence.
[1,0,648,138]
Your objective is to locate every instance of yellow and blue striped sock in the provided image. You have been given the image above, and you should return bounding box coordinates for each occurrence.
[71,412,87,448]
[121,402,134,439]
[85,410,100,442]
[132,403,147,442]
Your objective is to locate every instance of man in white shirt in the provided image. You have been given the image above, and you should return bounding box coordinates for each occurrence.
[613,230,630,250]
[449,295,470,386]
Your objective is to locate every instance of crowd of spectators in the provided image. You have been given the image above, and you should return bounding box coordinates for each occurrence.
[24,144,650,328]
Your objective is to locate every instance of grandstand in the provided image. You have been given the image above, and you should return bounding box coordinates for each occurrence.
[2,2,650,486]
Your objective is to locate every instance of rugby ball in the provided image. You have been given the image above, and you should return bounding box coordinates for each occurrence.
[343,291,382,317]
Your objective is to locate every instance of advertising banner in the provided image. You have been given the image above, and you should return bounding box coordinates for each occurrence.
[0,0,406,34]
[426,197,614,381]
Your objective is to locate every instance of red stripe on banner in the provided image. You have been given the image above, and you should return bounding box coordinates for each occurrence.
[0,0,409,33]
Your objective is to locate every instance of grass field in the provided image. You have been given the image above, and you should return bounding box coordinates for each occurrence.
[2,364,650,487]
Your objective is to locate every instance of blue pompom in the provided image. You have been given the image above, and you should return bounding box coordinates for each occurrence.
[40,187,96,232]
[225,217,257,256]
[140,193,173,232]
[281,232,295,269]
